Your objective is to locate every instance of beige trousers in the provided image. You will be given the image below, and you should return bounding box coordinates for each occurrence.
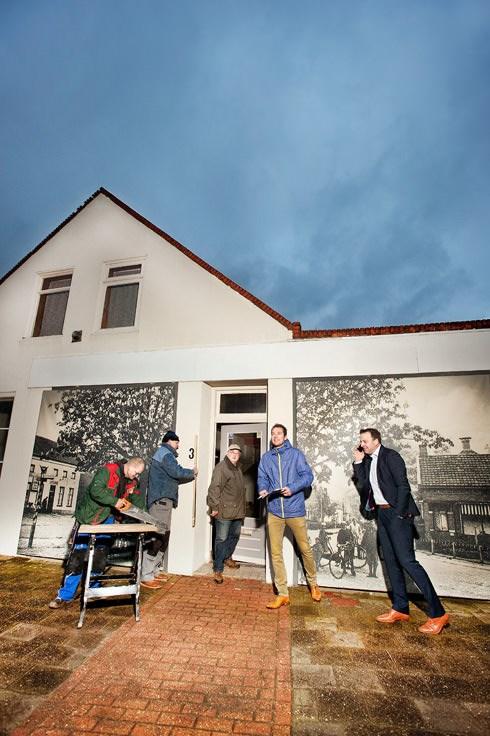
[267,513,317,596]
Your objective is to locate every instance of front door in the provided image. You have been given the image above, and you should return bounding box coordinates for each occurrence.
[220,423,267,564]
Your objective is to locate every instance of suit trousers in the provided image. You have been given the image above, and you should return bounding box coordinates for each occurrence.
[267,513,317,596]
[377,507,445,618]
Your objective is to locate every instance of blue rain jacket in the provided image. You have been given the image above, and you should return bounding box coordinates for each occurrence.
[257,439,314,518]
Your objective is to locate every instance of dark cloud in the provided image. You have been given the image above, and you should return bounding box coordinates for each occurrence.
[1,0,489,328]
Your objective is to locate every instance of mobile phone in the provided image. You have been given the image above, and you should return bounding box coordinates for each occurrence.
[357,445,363,452]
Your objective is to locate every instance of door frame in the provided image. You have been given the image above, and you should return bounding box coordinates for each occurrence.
[210,385,268,566]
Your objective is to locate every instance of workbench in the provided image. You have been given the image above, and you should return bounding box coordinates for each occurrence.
[76,523,158,628]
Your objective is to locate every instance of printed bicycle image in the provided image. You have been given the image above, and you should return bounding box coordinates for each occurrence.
[313,530,367,579]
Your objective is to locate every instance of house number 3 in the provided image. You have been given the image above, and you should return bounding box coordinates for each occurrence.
[188,448,195,459]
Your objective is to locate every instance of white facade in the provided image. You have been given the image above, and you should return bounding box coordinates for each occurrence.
[1,190,489,587]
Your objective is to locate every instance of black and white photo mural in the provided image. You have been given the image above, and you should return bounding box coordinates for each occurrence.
[17,383,176,559]
[295,373,490,600]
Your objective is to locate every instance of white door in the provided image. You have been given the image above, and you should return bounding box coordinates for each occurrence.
[220,423,267,564]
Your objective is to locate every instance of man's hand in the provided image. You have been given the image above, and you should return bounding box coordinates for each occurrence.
[193,467,199,477]
[210,510,219,517]
[116,498,132,511]
[353,446,364,463]
[281,486,292,497]
[258,490,268,499]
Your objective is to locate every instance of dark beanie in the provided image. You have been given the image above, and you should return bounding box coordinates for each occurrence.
[162,430,179,443]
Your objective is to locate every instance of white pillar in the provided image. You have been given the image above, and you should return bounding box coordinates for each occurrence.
[0,387,44,555]
[167,381,213,575]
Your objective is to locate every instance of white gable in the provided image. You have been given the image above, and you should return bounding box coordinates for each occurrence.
[0,193,291,387]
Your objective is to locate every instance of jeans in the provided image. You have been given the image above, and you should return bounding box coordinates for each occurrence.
[377,507,445,618]
[214,518,242,573]
[57,516,114,602]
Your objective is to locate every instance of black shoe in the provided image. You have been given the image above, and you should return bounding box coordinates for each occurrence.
[48,597,73,609]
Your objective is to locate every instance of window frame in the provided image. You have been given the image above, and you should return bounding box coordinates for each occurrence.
[0,397,14,480]
[98,259,144,332]
[32,271,73,338]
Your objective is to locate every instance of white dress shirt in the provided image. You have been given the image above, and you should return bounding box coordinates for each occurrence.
[369,447,389,505]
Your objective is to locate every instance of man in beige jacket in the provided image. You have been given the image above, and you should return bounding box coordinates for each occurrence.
[207,444,246,584]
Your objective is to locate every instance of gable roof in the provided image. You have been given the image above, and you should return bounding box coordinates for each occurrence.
[0,188,294,332]
[419,452,490,488]
[1,187,489,339]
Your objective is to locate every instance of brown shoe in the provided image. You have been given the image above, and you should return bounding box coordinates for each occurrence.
[310,585,322,602]
[48,597,73,609]
[418,613,449,635]
[140,579,164,590]
[266,595,290,609]
[224,558,240,569]
[376,608,410,624]
[214,572,224,584]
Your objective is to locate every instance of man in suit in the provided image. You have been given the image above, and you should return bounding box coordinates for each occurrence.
[352,428,449,635]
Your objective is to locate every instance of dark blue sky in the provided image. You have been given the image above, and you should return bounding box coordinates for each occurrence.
[1,0,489,329]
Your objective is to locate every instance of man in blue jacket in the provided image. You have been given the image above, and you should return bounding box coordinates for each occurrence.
[141,430,197,588]
[258,423,322,608]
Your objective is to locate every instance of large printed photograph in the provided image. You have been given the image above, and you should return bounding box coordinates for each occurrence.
[17,383,176,559]
[295,373,490,599]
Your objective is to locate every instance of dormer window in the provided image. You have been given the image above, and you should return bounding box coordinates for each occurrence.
[33,273,72,337]
[101,263,142,329]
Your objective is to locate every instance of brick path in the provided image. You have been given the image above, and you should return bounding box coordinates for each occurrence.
[11,576,291,736]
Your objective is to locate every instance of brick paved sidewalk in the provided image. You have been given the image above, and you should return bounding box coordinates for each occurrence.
[11,576,292,736]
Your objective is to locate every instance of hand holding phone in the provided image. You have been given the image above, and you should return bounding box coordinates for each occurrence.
[353,445,364,461]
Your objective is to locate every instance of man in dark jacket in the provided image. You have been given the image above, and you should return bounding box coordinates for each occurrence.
[258,423,322,608]
[141,430,197,588]
[353,427,449,634]
[207,444,246,584]
[49,457,146,608]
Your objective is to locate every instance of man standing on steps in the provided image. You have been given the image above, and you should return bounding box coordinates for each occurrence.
[258,423,322,608]
[141,431,197,589]
[207,444,246,584]
[353,427,449,635]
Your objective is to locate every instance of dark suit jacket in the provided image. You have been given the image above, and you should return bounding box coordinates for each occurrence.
[352,445,420,518]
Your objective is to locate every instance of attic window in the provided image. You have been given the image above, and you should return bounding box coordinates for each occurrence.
[101,263,142,329]
[33,273,72,337]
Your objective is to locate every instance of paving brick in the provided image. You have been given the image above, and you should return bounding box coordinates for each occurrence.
[121,709,160,724]
[156,712,196,728]
[232,721,272,735]
[131,726,171,736]
[91,719,133,734]
[195,717,234,732]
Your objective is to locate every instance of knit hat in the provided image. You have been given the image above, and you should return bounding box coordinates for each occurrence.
[162,430,179,443]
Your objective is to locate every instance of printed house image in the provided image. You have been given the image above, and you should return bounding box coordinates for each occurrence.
[0,188,489,598]
[417,437,490,562]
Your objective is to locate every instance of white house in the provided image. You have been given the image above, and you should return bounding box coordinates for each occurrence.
[1,188,488,595]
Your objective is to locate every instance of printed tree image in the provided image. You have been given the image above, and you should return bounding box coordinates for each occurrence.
[295,376,453,519]
[53,383,176,472]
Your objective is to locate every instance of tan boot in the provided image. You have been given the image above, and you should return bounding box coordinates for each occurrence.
[266,595,290,609]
